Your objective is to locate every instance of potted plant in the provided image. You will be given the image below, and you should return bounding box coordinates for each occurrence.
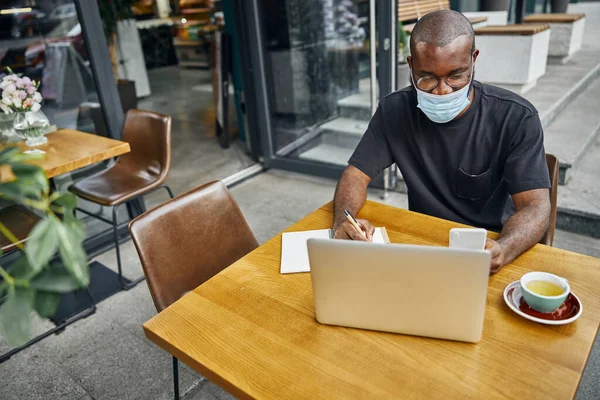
[398,21,411,89]
[0,148,89,347]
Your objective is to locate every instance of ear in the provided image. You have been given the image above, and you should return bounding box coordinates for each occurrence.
[407,55,412,69]
[472,48,480,63]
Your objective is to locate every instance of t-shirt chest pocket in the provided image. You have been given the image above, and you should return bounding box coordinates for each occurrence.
[455,167,493,201]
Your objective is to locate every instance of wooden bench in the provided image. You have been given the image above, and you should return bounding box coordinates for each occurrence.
[463,11,508,26]
[474,24,551,93]
[524,13,586,63]
[399,0,450,22]
[475,24,550,35]
[524,13,585,23]
[398,0,489,33]
[403,16,488,34]
[467,16,488,25]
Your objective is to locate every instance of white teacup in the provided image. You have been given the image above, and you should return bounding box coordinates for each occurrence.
[520,272,570,313]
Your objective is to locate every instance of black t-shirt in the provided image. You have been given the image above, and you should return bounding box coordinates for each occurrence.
[348,81,550,231]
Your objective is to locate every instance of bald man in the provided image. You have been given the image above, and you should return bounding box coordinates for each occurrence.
[332,10,551,274]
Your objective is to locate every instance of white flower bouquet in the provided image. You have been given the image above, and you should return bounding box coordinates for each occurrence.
[0,68,50,147]
[1,70,43,114]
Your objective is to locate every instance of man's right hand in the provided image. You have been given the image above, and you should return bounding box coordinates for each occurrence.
[333,218,375,241]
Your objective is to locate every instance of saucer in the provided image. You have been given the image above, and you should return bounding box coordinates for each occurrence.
[503,281,583,325]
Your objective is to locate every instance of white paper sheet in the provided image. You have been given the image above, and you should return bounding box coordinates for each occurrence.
[280,228,387,274]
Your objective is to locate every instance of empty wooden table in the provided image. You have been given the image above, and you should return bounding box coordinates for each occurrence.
[0,129,130,182]
[144,201,600,399]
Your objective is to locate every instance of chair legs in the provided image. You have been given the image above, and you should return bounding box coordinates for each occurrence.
[113,185,175,291]
[76,185,175,291]
[112,203,144,290]
[173,356,180,400]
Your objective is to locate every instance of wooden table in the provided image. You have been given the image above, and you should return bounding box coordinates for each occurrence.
[144,201,600,399]
[0,129,130,182]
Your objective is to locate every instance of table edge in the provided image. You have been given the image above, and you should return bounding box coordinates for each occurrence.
[143,317,253,399]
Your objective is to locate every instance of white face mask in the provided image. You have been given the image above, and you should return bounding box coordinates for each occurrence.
[411,64,474,124]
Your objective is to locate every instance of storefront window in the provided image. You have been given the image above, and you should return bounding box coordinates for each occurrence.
[0,0,106,142]
[259,0,372,167]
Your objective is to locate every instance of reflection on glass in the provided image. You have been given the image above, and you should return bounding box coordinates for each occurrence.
[0,1,102,143]
[261,0,373,167]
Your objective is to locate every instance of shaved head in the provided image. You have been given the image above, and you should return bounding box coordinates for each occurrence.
[410,10,475,54]
[406,9,479,97]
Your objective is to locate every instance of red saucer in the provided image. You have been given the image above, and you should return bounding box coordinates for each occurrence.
[504,282,583,325]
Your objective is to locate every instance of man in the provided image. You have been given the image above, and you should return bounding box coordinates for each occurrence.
[332,10,551,274]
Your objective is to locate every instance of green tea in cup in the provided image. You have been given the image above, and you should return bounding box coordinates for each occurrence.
[520,272,570,313]
[526,280,565,297]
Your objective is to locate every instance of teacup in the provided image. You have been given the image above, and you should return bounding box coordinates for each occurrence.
[520,272,570,313]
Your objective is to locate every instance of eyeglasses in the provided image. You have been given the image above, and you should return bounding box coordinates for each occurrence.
[413,60,473,92]
[415,72,471,92]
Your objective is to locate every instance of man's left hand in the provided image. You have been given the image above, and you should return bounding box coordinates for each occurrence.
[485,238,507,274]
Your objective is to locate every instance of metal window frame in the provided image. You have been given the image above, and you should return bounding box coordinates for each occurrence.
[231,0,263,160]
[75,0,124,140]
[378,0,398,194]
[241,0,276,165]
[378,0,398,99]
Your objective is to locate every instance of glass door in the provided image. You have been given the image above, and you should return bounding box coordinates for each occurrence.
[239,0,397,182]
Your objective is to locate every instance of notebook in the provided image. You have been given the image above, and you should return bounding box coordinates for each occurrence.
[280,227,390,274]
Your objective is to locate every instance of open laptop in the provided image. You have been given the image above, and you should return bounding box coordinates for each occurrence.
[307,239,491,343]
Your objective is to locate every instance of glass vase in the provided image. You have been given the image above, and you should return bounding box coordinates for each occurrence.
[0,112,16,144]
[13,110,50,147]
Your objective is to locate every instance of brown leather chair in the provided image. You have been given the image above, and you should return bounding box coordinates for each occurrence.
[0,205,39,254]
[128,180,258,400]
[69,109,175,290]
[540,153,559,246]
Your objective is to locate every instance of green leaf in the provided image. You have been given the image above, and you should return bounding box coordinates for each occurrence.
[0,282,7,298]
[33,291,62,318]
[0,147,20,164]
[0,286,34,347]
[10,162,44,176]
[30,267,83,293]
[25,218,59,274]
[62,212,86,243]
[10,163,48,193]
[56,223,89,286]
[51,192,77,211]
[0,181,41,202]
[7,256,34,279]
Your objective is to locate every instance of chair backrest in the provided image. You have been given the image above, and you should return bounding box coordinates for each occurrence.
[540,153,559,246]
[129,180,259,312]
[117,109,172,186]
[398,0,450,23]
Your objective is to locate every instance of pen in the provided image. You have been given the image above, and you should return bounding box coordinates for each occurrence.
[343,209,369,240]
